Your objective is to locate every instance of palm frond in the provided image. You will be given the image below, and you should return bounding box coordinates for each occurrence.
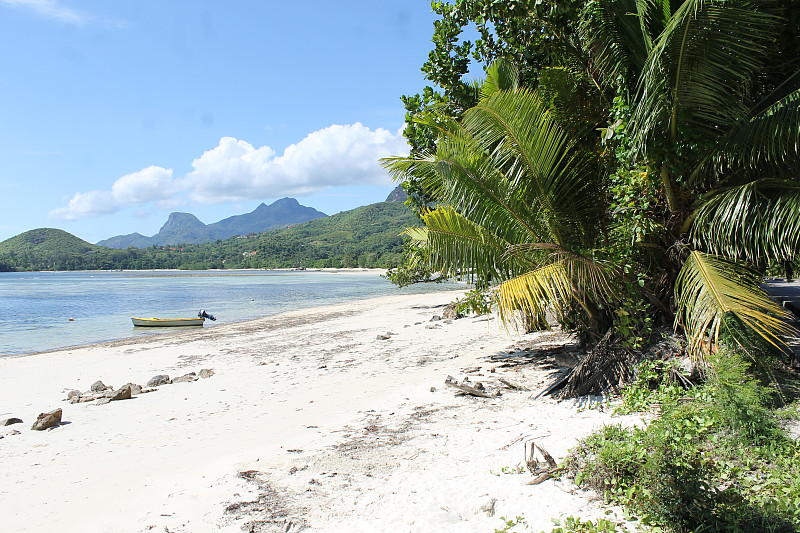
[674,251,795,358]
[462,89,602,247]
[497,252,619,328]
[690,180,800,264]
[690,83,800,183]
[579,0,655,94]
[481,60,519,100]
[417,206,533,283]
[631,0,780,150]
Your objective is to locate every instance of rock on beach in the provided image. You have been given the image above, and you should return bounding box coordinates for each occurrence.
[146,375,171,387]
[31,408,62,431]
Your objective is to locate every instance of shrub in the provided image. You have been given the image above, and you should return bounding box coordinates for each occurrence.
[565,350,800,532]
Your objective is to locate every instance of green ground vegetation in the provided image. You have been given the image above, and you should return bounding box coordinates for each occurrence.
[563,350,800,532]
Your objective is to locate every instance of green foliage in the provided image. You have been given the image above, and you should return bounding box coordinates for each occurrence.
[567,351,800,532]
[393,0,800,357]
[547,516,626,533]
[491,464,526,476]
[616,359,698,415]
[382,239,442,287]
[455,287,494,316]
[0,202,417,272]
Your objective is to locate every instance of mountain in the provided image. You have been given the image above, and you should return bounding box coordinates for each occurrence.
[0,228,103,271]
[0,200,418,271]
[202,200,420,269]
[210,198,327,236]
[385,185,408,203]
[0,228,100,255]
[96,197,327,248]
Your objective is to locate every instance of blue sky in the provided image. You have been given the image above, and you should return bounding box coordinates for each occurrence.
[0,1,443,243]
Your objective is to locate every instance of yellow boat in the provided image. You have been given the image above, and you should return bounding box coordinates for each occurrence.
[131,317,205,327]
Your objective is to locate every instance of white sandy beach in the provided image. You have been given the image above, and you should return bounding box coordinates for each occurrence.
[0,290,641,532]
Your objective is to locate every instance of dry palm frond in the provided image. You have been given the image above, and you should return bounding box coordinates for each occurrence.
[547,330,639,399]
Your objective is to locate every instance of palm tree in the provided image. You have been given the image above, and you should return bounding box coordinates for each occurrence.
[386,0,799,371]
[383,63,627,339]
[583,0,800,357]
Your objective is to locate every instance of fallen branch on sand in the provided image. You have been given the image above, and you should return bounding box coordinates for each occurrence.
[525,440,558,485]
[498,377,530,391]
[444,375,498,398]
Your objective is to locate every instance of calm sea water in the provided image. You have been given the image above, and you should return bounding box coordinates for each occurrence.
[0,270,459,356]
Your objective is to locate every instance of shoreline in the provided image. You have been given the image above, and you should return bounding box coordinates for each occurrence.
[0,267,390,275]
[2,269,454,358]
[5,292,400,359]
[0,290,639,532]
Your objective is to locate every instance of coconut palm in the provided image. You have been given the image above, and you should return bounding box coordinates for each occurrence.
[387,0,799,363]
[383,62,627,338]
[581,0,800,357]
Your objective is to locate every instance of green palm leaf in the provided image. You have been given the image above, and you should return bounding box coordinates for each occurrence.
[631,0,779,150]
[414,205,533,283]
[497,252,618,327]
[461,89,601,247]
[675,250,795,358]
[690,180,800,264]
[580,0,660,94]
[691,83,800,183]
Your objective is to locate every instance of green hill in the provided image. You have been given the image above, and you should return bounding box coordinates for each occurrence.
[0,228,99,255]
[0,202,420,271]
[228,201,419,268]
[0,228,105,271]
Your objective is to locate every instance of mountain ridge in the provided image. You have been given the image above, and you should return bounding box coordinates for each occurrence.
[97,197,327,248]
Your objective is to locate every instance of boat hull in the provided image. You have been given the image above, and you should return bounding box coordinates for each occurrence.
[131,317,205,327]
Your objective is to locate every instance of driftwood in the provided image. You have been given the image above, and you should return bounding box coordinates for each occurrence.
[498,377,530,391]
[444,375,496,398]
[525,440,558,485]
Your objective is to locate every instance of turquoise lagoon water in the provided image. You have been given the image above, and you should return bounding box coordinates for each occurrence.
[0,270,459,356]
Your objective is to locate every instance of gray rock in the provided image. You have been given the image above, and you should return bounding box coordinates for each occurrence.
[90,380,108,392]
[67,390,81,400]
[31,408,62,431]
[172,372,197,383]
[442,302,463,320]
[430,315,442,322]
[479,498,498,517]
[95,398,111,405]
[1,417,23,426]
[119,383,143,395]
[146,375,171,387]
[376,334,391,340]
[679,357,697,377]
[108,384,132,401]
[198,369,215,379]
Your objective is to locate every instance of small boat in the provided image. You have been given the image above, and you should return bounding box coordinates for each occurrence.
[131,317,205,327]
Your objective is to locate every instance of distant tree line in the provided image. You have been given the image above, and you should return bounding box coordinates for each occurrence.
[0,202,416,272]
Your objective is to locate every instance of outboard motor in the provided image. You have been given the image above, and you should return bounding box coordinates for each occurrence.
[198,309,217,321]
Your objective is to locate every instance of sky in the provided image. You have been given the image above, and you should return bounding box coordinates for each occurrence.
[0,0,444,243]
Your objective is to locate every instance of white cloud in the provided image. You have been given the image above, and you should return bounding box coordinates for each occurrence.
[181,123,408,203]
[1,0,84,24]
[49,166,174,220]
[49,123,409,220]
[1,0,125,27]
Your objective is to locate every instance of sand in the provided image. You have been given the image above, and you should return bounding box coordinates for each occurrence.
[0,290,642,532]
